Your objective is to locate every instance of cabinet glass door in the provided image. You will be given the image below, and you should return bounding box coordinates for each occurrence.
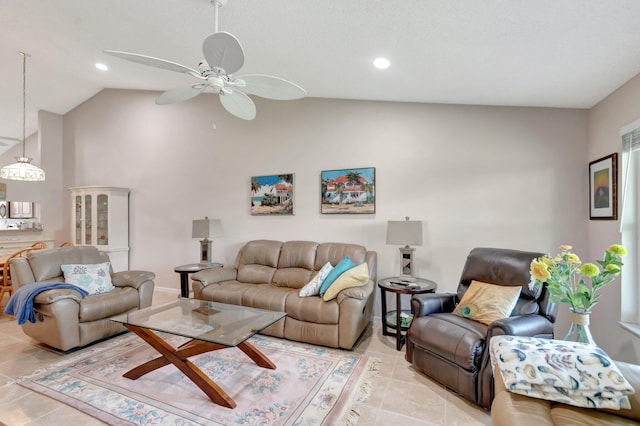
[84,195,92,245]
[75,196,82,245]
[97,194,108,245]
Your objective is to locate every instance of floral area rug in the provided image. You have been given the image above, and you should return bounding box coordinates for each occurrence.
[14,332,379,425]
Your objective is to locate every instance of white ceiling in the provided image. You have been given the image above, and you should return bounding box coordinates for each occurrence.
[2,0,640,155]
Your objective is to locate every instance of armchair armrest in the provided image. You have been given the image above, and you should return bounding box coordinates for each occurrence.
[192,267,238,287]
[411,292,456,317]
[33,288,84,305]
[336,279,373,304]
[487,314,555,339]
[111,270,156,289]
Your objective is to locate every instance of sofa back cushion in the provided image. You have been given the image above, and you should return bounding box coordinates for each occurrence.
[315,243,367,270]
[272,241,317,288]
[25,246,110,282]
[236,240,283,284]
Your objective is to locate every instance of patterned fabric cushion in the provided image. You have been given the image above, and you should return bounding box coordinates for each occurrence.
[61,262,113,295]
[452,280,521,325]
[322,263,369,301]
[490,335,635,410]
[299,262,334,297]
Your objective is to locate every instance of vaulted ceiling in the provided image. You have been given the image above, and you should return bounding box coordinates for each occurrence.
[2,0,640,153]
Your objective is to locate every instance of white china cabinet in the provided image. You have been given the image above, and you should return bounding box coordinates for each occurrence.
[69,186,129,271]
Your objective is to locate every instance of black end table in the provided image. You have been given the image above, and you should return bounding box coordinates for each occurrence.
[174,263,223,298]
[378,277,437,350]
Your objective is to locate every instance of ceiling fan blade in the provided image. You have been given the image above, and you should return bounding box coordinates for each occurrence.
[104,50,204,79]
[156,84,208,105]
[202,32,244,75]
[239,74,307,100]
[219,89,256,120]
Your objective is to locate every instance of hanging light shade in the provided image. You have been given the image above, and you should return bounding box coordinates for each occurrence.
[0,52,45,182]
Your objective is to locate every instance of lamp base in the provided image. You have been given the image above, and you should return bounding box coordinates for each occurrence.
[398,274,417,283]
[398,246,416,281]
[199,239,213,264]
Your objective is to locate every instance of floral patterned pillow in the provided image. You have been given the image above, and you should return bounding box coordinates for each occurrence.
[490,335,634,410]
[61,262,113,295]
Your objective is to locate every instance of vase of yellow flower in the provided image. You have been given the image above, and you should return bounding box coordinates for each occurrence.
[529,244,626,346]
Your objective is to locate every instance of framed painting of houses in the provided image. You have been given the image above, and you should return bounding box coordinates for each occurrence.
[321,167,375,214]
[251,173,294,215]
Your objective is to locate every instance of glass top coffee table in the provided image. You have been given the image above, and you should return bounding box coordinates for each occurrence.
[111,298,286,409]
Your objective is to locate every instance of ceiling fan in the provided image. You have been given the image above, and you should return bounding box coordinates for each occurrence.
[104,0,306,120]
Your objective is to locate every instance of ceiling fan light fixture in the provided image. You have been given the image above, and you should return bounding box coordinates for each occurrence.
[95,62,108,71]
[0,52,45,182]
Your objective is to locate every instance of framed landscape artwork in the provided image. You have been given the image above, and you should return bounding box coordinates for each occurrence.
[321,167,375,214]
[251,173,294,215]
[589,153,617,220]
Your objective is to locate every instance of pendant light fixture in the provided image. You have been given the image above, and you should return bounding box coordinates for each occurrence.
[0,52,45,182]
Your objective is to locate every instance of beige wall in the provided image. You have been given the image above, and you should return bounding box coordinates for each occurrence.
[60,89,588,316]
[588,73,640,363]
[3,89,597,350]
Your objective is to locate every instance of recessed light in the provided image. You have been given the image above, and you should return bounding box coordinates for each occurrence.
[373,57,390,69]
[95,63,108,71]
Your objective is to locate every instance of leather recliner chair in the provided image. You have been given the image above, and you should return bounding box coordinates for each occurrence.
[9,245,155,351]
[406,247,557,410]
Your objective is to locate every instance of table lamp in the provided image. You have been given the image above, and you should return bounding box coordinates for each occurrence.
[192,217,223,265]
[386,217,423,282]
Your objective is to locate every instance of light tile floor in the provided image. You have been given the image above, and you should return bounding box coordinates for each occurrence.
[0,289,492,425]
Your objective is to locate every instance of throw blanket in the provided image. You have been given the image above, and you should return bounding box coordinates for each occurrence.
[4,282,88,325]
[490,335,635,410]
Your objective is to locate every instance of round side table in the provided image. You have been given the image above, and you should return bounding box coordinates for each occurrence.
[378,277,437,350]
[174,263,223,298]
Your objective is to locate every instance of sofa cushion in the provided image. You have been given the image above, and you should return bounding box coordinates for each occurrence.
[236,240,282,284]
[61,262,114,295]
[323,263,369,301]
[319,256,356,296]
[285,293,340,324]
[490,335,634,410]
[78,286,139,322]
[299,262,334,297]
[315,243,367,270]
[26,246,109,282]
[453,280,521,325]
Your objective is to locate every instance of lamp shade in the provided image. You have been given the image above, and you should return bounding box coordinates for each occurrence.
[192,218,223,239]
[386,220,423,246]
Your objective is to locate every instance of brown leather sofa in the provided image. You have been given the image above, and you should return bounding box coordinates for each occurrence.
[10,246,155,351]
[406,247,558,409]
[492,361,640,425]
[191,240,377,349]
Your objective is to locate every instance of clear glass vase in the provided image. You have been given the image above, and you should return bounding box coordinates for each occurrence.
[563,307,596,346]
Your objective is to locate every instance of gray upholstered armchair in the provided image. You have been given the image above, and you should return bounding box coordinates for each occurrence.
[9,246,155,351]
[406,247,558,410]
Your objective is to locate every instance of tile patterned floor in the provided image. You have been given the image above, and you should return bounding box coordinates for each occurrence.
[0,289,491,425]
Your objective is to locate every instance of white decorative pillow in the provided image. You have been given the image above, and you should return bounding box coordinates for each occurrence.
[299,262,334,297]
[61,262,113,295]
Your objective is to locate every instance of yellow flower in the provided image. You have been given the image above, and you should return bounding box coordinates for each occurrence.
[530,260,551,282]
[559,245,573,251]
[607,244,627,257]
[606,264,621,273]
[579,263,599,278]
[564,253,581,264]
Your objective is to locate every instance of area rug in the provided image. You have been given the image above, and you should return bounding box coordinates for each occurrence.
[14,332,379,426]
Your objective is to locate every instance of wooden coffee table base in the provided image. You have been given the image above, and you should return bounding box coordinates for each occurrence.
[122,324,276,409]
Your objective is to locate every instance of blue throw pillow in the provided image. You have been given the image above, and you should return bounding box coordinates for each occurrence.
[319,256,356,296]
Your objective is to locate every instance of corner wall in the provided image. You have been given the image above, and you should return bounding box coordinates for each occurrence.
[588,73,640,363]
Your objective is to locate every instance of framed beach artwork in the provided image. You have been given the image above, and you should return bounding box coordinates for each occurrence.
[321,167,375,214]
[589,153,617,220]
[251,173,294,215]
